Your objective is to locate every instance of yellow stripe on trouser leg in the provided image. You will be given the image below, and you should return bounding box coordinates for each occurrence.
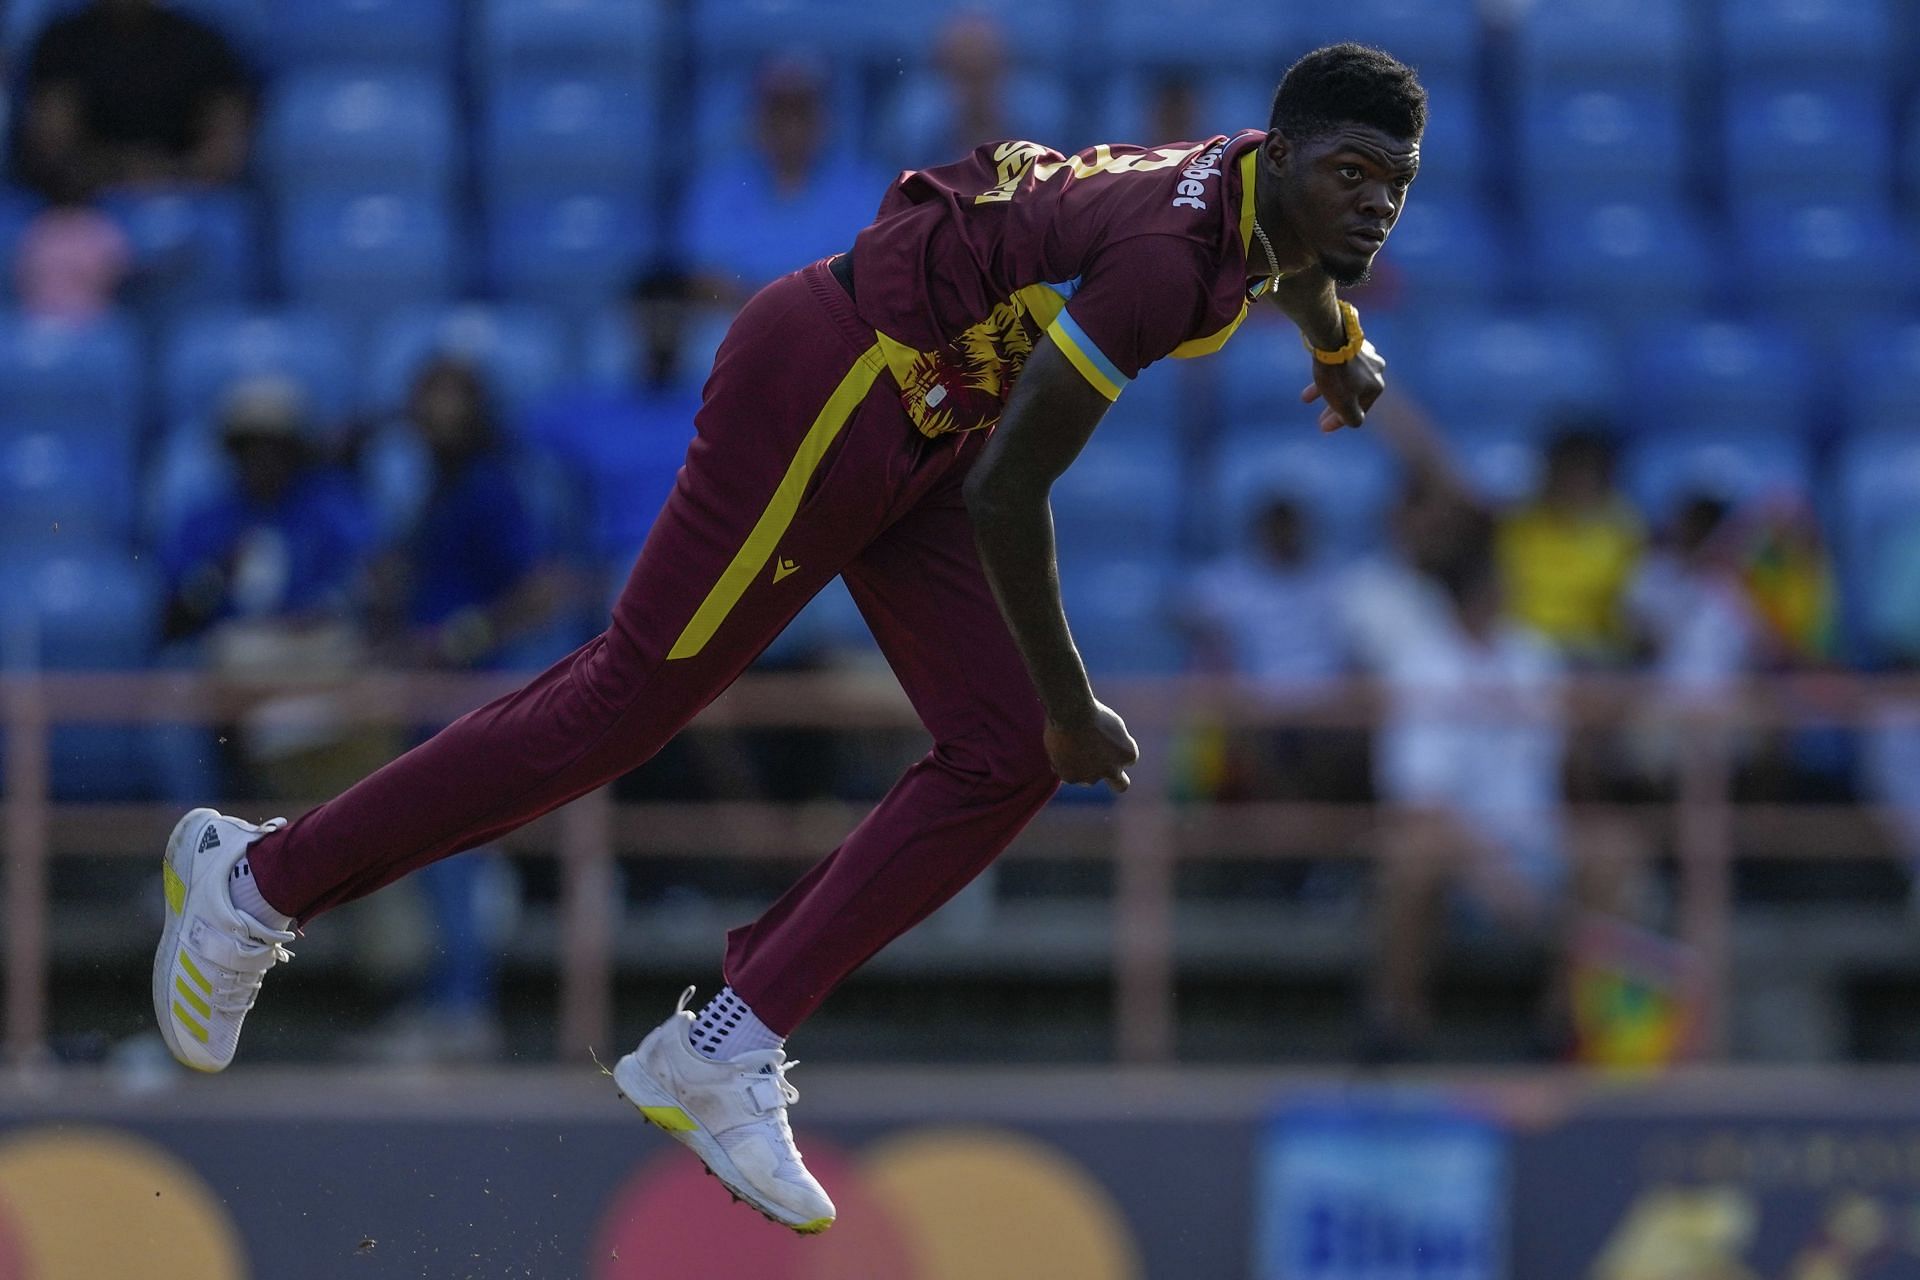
[667,345,883,661]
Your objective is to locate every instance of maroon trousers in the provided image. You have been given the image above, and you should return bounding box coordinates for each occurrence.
[246,261,1058,1033]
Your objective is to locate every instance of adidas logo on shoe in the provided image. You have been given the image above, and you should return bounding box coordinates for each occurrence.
[197,826,222,854]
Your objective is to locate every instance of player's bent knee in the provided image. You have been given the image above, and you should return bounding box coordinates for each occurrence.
[932,730,1054,795]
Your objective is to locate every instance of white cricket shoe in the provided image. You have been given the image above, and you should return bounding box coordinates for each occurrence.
[152,808,294,1072]
[613,988,835,1234]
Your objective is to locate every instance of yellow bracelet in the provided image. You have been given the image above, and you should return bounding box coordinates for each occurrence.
[1303,300,1365,365]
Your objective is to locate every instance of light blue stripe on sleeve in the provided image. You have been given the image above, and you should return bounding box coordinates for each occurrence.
[1047,309,1130,399]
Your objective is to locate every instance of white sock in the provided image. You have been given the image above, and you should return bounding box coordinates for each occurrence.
[228,855,294,932]
[688,986,783,1060]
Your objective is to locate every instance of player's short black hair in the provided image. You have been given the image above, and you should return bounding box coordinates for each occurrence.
[1269,44,1426,142]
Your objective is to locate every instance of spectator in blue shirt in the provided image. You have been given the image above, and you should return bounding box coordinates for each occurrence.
[525,268,706,584]
[682,54,888,296]
[356,357,572,1063]
[154,375,376,801]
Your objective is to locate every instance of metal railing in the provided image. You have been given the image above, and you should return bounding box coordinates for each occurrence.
[5,669,1915,1065]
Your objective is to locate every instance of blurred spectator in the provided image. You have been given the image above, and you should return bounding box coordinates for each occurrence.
[1181,494,1359,800]
[1145,72,1203,143]
[157,376,378,797]
[1627,494,1762,700]
[14,0,252,200]
[1495,425,1643,664]
[525,268,705,578]
[682,54,887,295]
[355,358,574,1064]
[1860,514,1920,898]
[886,11,1063,165]
[12,196,130,319]
[1349,506,1640,1059]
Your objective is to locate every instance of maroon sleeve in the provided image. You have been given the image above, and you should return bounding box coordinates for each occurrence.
[1053,234,1217,388]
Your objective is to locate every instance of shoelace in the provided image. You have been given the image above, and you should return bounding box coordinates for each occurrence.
[207,940,293,1017]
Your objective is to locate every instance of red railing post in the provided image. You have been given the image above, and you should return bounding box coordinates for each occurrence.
[2,672,52,1065]
[1677,710,1735,1059]
[557,787,616,1060]
[1114,726,1176,1064]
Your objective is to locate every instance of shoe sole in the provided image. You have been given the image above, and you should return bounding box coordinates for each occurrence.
[152,807,222,1073]
[610,1051,833,1235]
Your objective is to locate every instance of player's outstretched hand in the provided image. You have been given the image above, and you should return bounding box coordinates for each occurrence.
[1300,339,1387,434]
[1045,700,1140,793]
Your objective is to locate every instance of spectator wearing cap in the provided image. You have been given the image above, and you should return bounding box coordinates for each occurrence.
[155,376,377,797]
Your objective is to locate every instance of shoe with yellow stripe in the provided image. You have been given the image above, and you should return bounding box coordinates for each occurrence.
[152,808,293,1072]
[613,988,835,1234]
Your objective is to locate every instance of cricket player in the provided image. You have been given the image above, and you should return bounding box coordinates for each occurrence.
[153,44,1423,1231]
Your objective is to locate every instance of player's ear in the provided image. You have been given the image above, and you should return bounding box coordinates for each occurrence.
[1262,129,1291,172]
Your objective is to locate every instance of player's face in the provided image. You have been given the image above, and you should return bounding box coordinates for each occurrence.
[1278,125,1419,287]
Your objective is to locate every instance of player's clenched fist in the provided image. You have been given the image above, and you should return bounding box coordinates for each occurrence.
[1045,701,1140,793]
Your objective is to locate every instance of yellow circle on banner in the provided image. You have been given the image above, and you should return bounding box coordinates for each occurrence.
[0,1128,246,1280]
[860,1128,1142,1280]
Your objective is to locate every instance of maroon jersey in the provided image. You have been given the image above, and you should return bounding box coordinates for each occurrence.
[849,130,1273,438]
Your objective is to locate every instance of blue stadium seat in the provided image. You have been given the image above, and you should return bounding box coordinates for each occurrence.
[1452,425,1547,507]
[1059,559,1187,676]
[162,309,356,427]
[1623,425,1814,519]
[264,72,460,198]
[487,191,654,313]
[1630,319,1814,436]
[1095,73,1268,144]
[1298,0,1480,79]
[1722,0,1892,83]
[0,549,161,671]
[143,427,232,550]
[1208,426,1399,559]
[1098,0,1294,69]
[1852,320,1920,434]
[1528,200,1715,326]
[1833,427,1920,655]
[1095,366,1189,452]
[0,545,165,800]
[484,76,655,200]
[365,304,572,420]
[760,577,875,666]
[1521,83,1686,201]
[0,309,142,440]
[483,0,662,77]
[1368,197,1501,316]
[1410,312,1619,432]
[170,0,266,61]
[278,193,460,323]
[1518,0,1689,89]
[1049,437,1184,569]
[266,0,456,70]
[1403,77,1484,200]
[889,0,1074,61]
[889,73,1076,162]
[98,189,260,315]
[0,428,136,544]
[1906,100,1920,210]
[581,305,735,395]
[1726,82,1891,203]
[1737,202,1913,334]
